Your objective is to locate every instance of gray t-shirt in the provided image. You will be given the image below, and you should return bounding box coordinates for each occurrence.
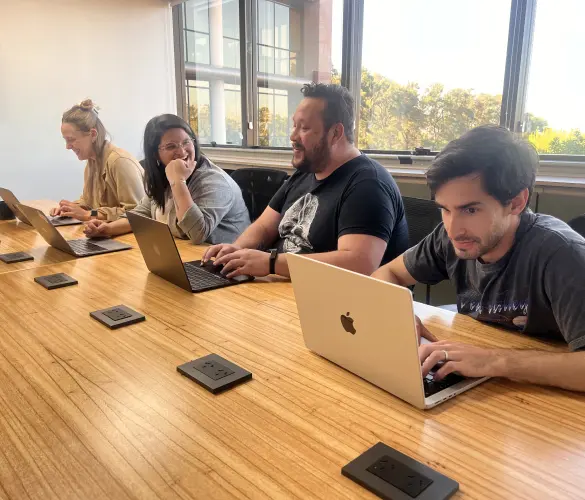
[404,210,585,351]
[128,158,250,244]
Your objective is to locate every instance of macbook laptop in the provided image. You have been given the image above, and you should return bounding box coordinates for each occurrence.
[127,211,253,293]
[287,253,489,410]
[0,188,82,226]
[17,204,132,257]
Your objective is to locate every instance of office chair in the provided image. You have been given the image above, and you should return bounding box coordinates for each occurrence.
[231,168,289,221]
[402,196,443,304]
[0,201,15,220]
[567,215,585,238]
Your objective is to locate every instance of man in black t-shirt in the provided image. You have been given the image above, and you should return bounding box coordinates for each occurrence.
[373,125,585,393]
[202,83,408,278]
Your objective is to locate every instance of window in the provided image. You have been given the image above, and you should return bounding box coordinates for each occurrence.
[176,0,584,161]
[358,0,511,151]
[183,0,243,145]
[187,80,211,143]
[524,0,585,155]
[256,0,343,147]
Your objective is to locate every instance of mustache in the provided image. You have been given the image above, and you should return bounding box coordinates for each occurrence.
[452,236,480,243]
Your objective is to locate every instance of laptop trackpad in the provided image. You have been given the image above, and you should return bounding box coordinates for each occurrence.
[88,238,130,250]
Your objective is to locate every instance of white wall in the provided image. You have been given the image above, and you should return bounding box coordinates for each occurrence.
[0,0,176,200]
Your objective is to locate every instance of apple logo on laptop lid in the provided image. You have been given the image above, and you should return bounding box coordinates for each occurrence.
[340,312,356,335]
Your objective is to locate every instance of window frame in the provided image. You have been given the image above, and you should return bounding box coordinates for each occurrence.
[173,0,585,165]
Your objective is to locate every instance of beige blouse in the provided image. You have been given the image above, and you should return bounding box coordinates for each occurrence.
[76,143,145,221]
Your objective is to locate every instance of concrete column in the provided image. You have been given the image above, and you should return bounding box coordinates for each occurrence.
[303,0,333,83]
[209,0,227,143]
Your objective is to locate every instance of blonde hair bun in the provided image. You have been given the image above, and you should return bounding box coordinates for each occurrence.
[79,99,99,114]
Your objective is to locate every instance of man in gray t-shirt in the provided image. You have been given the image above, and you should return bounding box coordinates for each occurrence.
[373,125,585,393]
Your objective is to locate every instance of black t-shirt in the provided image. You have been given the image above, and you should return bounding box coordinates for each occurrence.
[403,210,585,351]
[268,154,409,265]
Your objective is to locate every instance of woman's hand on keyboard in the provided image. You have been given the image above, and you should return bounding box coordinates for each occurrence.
[84,219,110,238]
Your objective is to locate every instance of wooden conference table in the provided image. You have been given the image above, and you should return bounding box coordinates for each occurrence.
[0,202,583,499]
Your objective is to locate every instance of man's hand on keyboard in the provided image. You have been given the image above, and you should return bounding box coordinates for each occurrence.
[419,340,503,380]
[415,316,438,344]
[201,243,242,264]
[213,249,269,279]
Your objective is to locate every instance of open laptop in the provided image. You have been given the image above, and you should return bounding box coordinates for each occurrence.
[17,204,132,257]
[287,253,489,410]
[0,188,82,226]
[127,211,254,293]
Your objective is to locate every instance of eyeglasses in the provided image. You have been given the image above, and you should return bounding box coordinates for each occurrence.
[158,138,194,153]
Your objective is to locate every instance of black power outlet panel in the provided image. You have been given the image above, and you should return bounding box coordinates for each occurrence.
[90,305,145,330]
[342,442,459,500]
[194,360,235,381]
[177,354,252,394]
[0,252,34,263]
[367,455,433,497]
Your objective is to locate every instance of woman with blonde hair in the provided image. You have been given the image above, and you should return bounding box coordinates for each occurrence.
[50,99,145,221]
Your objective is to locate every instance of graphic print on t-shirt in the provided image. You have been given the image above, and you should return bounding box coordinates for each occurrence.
[278,193,319,253]
[458,289,528,330]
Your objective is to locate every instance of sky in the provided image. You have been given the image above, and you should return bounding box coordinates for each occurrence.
[330,0,585,131]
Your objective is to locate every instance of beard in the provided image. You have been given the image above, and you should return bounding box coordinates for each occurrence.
[292,135,330,174]
[452,224,506,261]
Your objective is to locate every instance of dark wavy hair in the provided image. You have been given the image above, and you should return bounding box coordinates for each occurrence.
[427,125,538,209]
[142,114,205,210]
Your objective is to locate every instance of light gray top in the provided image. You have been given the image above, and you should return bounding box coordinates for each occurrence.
[127,159,250,244]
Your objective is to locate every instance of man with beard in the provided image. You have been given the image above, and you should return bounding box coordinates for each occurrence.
[202,83,409,278]
[373,125,585,392]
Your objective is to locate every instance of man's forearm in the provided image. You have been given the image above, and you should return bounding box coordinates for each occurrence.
[235,222,274,250]
[274,249,378,278]
[496,350,585,392]
[371,263,405,285]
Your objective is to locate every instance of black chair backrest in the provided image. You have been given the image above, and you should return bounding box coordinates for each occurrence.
[230,168,289,221]
[0,201,15,221]
[402,196,442,247]
[222,168,235,176]
[567,215,585,238]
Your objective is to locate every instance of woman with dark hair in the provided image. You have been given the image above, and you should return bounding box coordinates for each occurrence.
[84,114,250,243]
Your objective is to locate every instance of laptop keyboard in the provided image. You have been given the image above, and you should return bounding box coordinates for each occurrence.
[50,216,76,224]
[184,262,231,291]
[68,239,105,256]
[424,372,466,397]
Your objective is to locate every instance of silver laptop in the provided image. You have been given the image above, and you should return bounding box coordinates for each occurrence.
[17,204,132,257]
[287,253,489,410]
[0,188,82,226]
[127,211,253,292]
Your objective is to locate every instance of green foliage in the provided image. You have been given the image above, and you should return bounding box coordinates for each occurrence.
[259,105,290,147]
[190,66,583,155]
[528,129,585,155]
[358,68,502,150]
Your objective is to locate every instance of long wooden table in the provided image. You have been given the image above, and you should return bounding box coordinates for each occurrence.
[0,205,584,499]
